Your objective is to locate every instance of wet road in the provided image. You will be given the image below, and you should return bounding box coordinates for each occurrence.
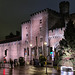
[0,65,74,75]
[0,65,60,75]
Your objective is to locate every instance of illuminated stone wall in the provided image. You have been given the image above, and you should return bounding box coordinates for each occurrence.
[49,28,65,49]
[30,11,48,58]
[21,21,31,62]
[0,1,75,63]
[0,10,65,63]
[17,9,66,62]
[0,41,21,62]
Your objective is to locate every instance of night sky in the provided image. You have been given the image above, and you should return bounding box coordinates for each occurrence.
[0,0,75,40]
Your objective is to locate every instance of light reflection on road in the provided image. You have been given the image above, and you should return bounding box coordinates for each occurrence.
[9,69,13,75]
[0,66,74,75]
[61,71,74,75]
[3,69,5,75]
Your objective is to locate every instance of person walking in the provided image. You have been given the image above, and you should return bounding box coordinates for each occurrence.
[10,58,13,68]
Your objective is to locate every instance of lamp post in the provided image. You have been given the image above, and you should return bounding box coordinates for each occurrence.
[44,42,47,56]
[52,46,54,67]
[30,44,32,65]
[44,42,47,74]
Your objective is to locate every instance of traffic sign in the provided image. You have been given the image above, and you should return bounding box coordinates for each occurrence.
[52,52,54,58]
[50,52,53,54]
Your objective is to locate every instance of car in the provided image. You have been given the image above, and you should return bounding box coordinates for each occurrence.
[61,66,74,75]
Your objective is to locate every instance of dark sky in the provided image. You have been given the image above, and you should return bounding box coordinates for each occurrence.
[0,0,75,40]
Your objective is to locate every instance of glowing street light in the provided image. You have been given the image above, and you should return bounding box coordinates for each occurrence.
[30,44,32,47]
[44,42,47,45]
[44,42,47,56]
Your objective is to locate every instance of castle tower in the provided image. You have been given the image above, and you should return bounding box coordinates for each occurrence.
[59,1,70,15]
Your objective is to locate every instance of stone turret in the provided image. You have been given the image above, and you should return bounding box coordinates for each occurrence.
[59,1,70,15]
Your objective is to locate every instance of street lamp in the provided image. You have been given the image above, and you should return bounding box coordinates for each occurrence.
[44,42,47,45]
[44,42,47,56]
[44,42,47,74]
[30,44,32,47]
[30,44,32,65]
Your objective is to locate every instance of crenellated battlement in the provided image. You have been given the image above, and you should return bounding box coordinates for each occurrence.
[21,6,61,25]
[49,9,60,16]
[30,8,49,16]
[59,1,70,14]
[21,20,31,24]
[59,1,69,5]
[30,8,60,17]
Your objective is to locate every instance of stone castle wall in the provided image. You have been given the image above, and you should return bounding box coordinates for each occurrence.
[49,28,65,49]
[0,1,75,63]
[0,41,21,62]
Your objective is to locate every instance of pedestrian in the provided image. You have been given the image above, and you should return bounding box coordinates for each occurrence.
[2,57,5,68]
[2,60,4,67]
[10,58,13,68]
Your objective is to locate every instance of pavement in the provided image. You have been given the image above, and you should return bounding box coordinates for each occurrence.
[0,63,74,75]
[0,63,60,75]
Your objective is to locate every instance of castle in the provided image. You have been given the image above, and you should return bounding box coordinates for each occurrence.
[0,1,75,63]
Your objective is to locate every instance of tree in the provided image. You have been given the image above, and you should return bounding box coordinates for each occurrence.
[59,39,68,48]
[58,19,75,68]
[60,19,75,50]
